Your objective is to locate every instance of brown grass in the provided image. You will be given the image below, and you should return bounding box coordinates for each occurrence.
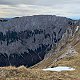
[0,29,80,80]
[0,66,77,80]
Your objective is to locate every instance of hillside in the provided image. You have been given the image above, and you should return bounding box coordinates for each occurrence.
[0,15,80,80]
[0,22,79,80]
[0,66,78,80]
[31,24,80,69]
[0,15,79,67]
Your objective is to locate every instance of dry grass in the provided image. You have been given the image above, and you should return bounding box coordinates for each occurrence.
[0,30,80,80]
[31,46,68,69]
[0,66,78,80]
[30,30,80,80]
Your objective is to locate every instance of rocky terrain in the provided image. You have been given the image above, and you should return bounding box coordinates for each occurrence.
[0,15,80,80]
[0,15,79,67]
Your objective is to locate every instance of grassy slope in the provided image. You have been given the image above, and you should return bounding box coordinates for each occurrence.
[0,39,79,80]
[31,47,68,69]
[49,31,80,79]
[0,31,80,80]
[32,29,80,69]
[0,66,78,80]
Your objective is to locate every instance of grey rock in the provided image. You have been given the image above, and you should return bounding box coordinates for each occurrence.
[0,15,79,67]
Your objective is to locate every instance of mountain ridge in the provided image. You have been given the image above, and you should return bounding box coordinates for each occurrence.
[0,15,79,67]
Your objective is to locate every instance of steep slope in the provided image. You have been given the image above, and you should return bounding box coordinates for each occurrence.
[50,28,80,68]
[32,23,80,69]
[0,15,79,67]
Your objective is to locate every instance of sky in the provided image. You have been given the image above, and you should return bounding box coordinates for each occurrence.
[0,0,80,19]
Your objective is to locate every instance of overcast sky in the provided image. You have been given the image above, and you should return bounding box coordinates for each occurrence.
[0,0,80,19]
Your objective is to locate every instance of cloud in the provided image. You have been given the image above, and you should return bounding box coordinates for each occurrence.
[0,0,37,5]
[0,0,80,19]
[0,0,80,6]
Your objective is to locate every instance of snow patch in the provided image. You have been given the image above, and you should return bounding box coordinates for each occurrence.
[75,26,79,32]
[42,66,75,72]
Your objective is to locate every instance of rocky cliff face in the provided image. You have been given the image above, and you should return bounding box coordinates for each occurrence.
[0,15,79,67]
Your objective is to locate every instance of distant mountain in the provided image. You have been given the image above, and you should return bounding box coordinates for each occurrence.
[0,15,79,67]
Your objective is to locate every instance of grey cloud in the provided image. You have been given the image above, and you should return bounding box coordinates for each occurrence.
[0,0,80,9]
[0,0,80,18]
[0,0,79,6]
[0,0,36,5]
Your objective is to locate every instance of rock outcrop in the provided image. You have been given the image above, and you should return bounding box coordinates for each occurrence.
[0,15,79,67]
